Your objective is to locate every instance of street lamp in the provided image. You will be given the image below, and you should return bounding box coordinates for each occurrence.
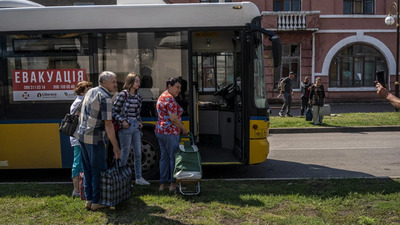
[385,1,400,102]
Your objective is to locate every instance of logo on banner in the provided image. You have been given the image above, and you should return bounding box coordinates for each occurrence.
[22,92,30,99]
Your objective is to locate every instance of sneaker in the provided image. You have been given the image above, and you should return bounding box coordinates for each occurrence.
[279,112,284,117]
[169,183,178,192]
[159,183,168,191]
[286,113,293,117]
[135,177,150,185]
[72,190,80,198]
[85,201,92,210]
[91,203,108,211]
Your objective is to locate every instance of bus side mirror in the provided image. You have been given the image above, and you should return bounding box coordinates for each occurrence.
[270,36,282,68]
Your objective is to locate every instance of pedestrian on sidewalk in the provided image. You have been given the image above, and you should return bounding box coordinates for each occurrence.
[309,77,325,125]
[76,71,121,211]
[300,76,312,116]
[279,71,295,117]
[376,82,400,109]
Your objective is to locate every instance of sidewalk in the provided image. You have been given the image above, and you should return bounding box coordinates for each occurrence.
[269,102,400,133]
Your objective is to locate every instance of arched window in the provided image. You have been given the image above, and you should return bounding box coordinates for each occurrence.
[329,44,387,87]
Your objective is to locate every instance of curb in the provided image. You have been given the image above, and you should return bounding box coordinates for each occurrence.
[269,126,400,134]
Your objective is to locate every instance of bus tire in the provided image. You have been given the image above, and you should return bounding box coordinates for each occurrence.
[127,129,160,180]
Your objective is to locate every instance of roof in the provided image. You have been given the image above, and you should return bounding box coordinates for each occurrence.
[0,2,260,32]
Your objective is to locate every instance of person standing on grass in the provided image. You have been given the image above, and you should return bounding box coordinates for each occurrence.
[76,71,121,211]
[300,76,312,116]
[376,82,400,109]
[309,77,325,125]
[155,77,188,192]
[70,81,93,198]
[279,71,295,117]
[112,73,150,186]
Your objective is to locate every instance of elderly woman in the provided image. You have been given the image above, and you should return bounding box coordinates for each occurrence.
[155,77,188,192]
[309,77,325,125]
[70,80,93,197]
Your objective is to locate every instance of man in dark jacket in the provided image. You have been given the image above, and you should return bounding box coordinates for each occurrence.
[279,71,295,117]
[300,76,312,116]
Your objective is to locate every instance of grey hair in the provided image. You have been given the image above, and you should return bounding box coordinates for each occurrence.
[98,71,116,84]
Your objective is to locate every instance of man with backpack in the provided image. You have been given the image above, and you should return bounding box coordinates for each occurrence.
[279,71,295,117]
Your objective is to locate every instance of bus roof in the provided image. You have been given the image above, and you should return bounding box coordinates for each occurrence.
[0,2,260,32]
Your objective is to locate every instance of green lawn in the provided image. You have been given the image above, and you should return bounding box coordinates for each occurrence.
[1,179,400,224]
[270,112,400,128]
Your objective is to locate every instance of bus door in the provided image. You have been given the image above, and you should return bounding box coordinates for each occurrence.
[191,30,243,164]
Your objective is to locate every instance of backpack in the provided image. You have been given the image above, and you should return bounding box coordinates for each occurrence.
[278,77,285,91]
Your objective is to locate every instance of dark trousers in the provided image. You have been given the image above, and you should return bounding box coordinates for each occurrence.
[301,97,309,115]
[280,93,292,115]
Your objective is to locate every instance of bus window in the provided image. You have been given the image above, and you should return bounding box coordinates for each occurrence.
[98,31,189,116]
[3,33,91,119]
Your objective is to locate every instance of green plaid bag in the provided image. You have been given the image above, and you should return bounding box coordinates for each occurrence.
[99,160,132,206]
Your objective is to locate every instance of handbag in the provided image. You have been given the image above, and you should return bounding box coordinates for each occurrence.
[305,105,313,121]
[112,91,128,132]
[59,100,82,136]
[79,172,86,200]
[99,160,132,207]
[173,132,202,180]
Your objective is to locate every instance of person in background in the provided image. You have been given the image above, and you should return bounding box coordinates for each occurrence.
[376,82,400,109]
[279,71,295,117]
[75,71,121,211]
[155,77,188,192]
[112,73,150,186]
[70,81,93,197]
[309,77,326,125]
[300,76,312,116]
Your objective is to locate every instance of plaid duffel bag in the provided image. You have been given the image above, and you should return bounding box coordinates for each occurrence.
[99,160,132,207]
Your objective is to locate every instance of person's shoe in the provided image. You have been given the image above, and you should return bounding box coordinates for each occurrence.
[286,113,293,117]
[279,112,284,117]
[159,183,168,191]
[135,177,150,185]
[90,203,108,211]
[169,183,178,192]
[85,201,92,210]
[72,190,80,198]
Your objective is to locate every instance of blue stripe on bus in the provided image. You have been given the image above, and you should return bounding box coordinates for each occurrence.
[0,119,61,124]
[250,116,270,122]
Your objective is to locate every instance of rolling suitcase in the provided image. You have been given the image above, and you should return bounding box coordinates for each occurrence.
[173,132,202,195]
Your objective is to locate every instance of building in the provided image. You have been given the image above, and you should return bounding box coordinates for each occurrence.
[26,0,399,103]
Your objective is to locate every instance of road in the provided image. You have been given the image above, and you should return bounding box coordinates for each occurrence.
[203,131,400,179]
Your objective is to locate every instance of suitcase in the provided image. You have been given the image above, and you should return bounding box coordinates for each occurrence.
[173,132,202,195]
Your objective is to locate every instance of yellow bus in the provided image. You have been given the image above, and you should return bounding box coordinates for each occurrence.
[0,1,281,179]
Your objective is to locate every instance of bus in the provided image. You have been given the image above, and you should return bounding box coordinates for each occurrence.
[0,1,281,179]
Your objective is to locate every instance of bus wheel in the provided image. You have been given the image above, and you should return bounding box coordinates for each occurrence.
[141,130,160,180]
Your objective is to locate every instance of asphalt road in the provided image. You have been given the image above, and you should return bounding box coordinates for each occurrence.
[203,131,400,179]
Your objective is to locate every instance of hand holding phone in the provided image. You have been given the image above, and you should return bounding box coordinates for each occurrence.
[376,71,386,88]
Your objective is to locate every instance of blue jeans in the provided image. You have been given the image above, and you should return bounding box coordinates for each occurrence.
[155,132,179,184]
[118,119,142,179]
[71,145,83,179]
[79,141,107,204]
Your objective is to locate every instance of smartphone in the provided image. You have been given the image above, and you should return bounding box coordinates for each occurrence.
[376,71,385,87]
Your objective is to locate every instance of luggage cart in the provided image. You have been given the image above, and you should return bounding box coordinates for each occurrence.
[173,132,202,196]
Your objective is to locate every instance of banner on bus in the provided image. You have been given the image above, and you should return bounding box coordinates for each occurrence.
[12,69,86,101]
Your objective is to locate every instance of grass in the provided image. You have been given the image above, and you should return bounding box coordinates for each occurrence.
[270,112,400,128]
[1,179,400,224]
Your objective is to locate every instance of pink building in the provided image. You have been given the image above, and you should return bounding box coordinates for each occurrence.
[171,0,397,104]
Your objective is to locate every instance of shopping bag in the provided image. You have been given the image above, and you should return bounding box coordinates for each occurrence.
[99,160,132,207]
[59,113,79,136]
[174,132,202,180]
[305,105,313,121]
